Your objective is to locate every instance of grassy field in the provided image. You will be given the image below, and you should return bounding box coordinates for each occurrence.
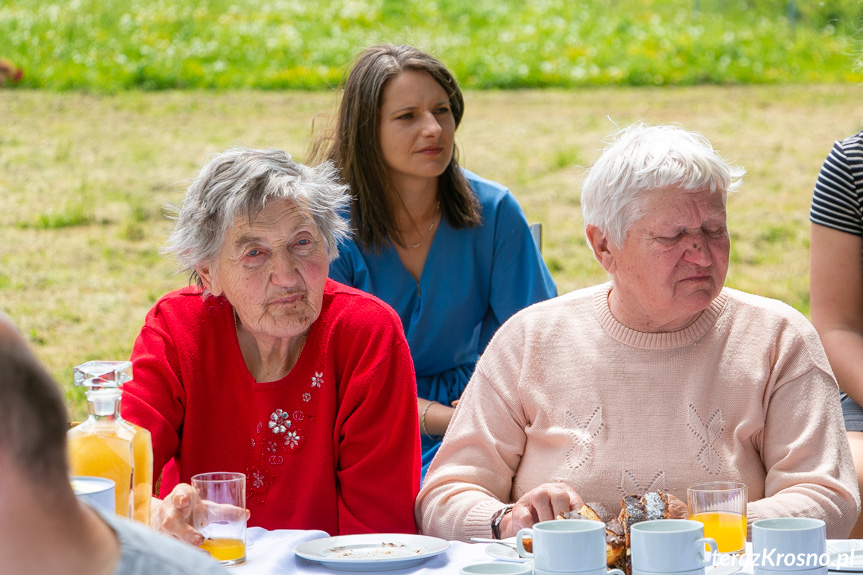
[2,85,860,419]
[1,0,861,90]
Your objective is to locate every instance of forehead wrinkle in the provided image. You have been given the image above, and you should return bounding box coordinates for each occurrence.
[652,188,725,219]
[229,214,318,253]
[232,232,263,251]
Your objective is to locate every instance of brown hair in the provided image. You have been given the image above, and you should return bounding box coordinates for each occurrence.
[0,314,72,492]
[310,44,481,251]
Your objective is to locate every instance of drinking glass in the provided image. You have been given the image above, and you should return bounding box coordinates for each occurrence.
[191,472,247,566]
[687,481,747,554]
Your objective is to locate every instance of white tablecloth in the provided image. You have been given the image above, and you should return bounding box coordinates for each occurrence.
[232,531,861,575]
[233,528,494,575]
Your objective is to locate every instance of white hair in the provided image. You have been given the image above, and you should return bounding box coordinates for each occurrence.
[164,148,351,288]
[581,123,745,247]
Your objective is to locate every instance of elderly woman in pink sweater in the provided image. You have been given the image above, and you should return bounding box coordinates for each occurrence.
[415,123,860,541]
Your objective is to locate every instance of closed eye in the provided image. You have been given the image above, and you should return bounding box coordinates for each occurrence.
[656,234,683,245]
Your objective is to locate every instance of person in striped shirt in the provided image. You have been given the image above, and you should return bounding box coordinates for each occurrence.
[810,129,863,538]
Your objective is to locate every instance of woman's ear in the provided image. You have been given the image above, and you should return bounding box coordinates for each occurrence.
[585,225,617,275]
[195,262,221,296]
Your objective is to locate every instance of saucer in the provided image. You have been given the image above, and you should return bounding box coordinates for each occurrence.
[827,540,863,572]
[484,539,529,563]
[462,562,533,575]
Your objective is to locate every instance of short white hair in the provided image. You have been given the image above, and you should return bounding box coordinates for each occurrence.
[581,123,744,247]
[164,148,351,289]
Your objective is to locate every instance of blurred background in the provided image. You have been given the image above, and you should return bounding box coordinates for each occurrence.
[2,0,862,418]
[1,0,861,90]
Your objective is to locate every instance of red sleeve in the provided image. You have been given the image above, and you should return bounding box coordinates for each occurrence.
[331,301,421,534]
[121,304,187,480]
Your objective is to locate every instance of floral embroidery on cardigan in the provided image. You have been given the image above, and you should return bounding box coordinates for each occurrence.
[247,370,323,503]
[687,405,723,476]
[564,407,604,469]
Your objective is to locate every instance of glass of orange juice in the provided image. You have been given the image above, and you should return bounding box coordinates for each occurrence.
[191,472,247,566]
[687,481,747,554]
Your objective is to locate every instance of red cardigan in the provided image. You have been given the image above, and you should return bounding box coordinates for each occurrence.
[121,280,421,535]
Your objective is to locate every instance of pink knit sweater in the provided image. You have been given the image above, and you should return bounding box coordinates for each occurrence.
[415,284,859,540]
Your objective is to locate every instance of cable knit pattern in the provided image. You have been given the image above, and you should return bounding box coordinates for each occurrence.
[415,283,860,541]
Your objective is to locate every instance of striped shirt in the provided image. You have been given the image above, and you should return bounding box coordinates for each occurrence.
[810,131,863,235]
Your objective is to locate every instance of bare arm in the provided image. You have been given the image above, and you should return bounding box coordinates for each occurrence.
[810,223,863,405]
[418,397,456,437]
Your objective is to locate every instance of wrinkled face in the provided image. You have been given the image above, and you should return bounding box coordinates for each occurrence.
[378,69,455,189]
[602,188,730,332]
[196,199,329,342]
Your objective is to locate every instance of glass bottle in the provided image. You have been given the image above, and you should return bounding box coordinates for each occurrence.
[67,361,152,524]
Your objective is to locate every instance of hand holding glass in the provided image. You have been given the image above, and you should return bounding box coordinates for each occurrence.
[191,472,247,566]
[687,481,747,554]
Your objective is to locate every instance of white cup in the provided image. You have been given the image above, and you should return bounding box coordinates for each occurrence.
[630,519,718,575]
[517,519,625,575]
[534,570,625,575]
[751,517,827,575]
[71,475,115,513]
[461,562,533,575]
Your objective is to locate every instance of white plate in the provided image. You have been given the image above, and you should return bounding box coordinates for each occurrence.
[827,540,863,572]
[294,533,450,571]
[484,538,529,563]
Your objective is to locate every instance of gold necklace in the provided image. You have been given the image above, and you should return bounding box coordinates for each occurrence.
[408,201,440,249]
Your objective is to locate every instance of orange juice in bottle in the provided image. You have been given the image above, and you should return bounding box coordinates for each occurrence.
[129,422,152,524]
[67,361,152,523]
[68,426,134,517]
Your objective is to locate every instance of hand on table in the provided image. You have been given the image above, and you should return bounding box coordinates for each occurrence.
[151,483,250,546]
[499,482,584,539]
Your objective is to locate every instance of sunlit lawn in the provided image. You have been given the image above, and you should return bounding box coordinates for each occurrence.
[1,84,860,419]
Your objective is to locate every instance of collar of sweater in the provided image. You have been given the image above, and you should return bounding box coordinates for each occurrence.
[594,283,729,349]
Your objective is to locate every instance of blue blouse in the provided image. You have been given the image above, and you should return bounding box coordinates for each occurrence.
[329,170,557,475]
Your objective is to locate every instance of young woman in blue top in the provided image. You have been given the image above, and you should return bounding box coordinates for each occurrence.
[311,44,557,478]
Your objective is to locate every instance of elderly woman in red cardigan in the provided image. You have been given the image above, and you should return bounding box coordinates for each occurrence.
[122,148,420,545]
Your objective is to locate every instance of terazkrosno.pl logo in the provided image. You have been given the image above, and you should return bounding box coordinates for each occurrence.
[711,549,852,570]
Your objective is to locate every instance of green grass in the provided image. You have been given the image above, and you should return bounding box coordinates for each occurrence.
[2,0,863,418]
[2,85,860,420]
[1,0,862,91]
